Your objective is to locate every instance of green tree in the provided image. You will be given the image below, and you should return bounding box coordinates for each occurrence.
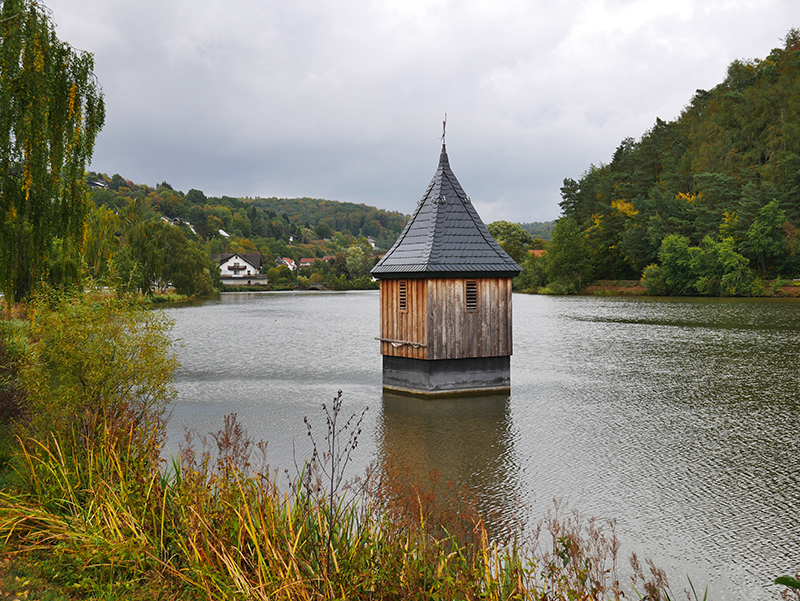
[640,264,669,296]
[83,204,121,281]
[345,243,373,280]
[657,234,698,295]
[516,253,548,292]
[487,220,534,264]
[0,0,105,302]
[314,221,333,239]
[545,218,593,294]
[691,235,754,296]
[19,288,178,442]
[742,200,786,274]
[267,265,292,282]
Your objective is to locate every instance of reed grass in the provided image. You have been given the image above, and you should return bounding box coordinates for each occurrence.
[0,408,680,600]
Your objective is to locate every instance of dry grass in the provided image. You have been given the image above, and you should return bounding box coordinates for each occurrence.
[0,406,676,600]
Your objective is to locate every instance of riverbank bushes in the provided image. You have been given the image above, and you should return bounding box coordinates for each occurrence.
[0,289,683,600]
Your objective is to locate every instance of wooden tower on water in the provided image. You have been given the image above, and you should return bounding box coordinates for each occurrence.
[371,142,521,396]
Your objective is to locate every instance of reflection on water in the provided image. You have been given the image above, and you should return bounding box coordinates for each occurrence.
[164,292,800,601]
[378,392,521,528]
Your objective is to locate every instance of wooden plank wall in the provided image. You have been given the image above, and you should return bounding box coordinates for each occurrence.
[379,279,429,359]
[427,277,513,360]
[379,277,513,360]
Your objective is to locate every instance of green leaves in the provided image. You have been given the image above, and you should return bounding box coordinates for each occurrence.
[19,287,177,446]
[0,0,105,301]
[775,575,800,589]
[487,220,534,264]
[657,234,754,296]
[545,217,593,294]
[554,28,800,288]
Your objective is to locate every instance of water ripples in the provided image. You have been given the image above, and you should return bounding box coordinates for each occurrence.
[165,292,800,601]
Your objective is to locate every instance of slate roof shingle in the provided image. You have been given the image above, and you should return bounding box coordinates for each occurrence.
[371,145,521,279]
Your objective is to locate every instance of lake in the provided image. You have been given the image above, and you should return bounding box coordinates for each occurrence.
[163,291,800,600]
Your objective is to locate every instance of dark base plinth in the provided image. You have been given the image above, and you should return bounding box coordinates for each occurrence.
[382,355,511,397]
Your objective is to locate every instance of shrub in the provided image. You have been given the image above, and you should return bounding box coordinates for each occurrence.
[641,264,669,296]
[18,287,178,447]
[516,255,548,292]
[0,319,30,423]
[750,277,768,297]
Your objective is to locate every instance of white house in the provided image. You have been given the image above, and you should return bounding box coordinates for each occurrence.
[212,253,267,286]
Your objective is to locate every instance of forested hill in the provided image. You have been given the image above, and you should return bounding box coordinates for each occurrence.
[249,196,407,246]
[519,221,555,241]
[557,28,800,284]
[88,176,408,251]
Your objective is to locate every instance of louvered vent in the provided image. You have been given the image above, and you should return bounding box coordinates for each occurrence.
[399,280,407,312]
[465,280,477,312]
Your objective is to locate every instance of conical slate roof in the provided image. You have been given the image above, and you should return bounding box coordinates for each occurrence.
[371,144,521,279]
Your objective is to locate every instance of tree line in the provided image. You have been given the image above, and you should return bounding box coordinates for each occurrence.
[529,28,800,296]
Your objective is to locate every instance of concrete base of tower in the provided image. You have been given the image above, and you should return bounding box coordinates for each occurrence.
[381,355,511,397]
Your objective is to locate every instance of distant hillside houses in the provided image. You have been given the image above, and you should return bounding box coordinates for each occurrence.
[161,216,197,235]
[298,257,334,269]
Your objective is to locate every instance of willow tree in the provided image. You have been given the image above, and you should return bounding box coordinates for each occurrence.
[0,0,105,302]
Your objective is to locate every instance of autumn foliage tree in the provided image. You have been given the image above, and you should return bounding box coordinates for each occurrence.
[0,0,105,303]
[553,28,800,292]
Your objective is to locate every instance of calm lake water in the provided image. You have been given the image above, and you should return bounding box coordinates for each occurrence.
[163,291,800,600]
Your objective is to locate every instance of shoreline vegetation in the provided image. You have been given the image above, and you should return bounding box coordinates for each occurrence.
[0,288,712,601]
[142,277,800,302]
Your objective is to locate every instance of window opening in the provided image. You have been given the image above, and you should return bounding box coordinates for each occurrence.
[465,280,478,311]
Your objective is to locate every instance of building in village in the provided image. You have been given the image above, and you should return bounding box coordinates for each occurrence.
[371,143,521,396]
[212,253,266,286]
[279,257,297,271]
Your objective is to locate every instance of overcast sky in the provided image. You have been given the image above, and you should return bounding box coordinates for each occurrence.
[48,0,796,223]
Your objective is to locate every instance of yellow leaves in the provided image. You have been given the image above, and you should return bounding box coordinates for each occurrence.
[33,37,44,73]
[611,199,638,218]
[719,210,738,238]
[22,162,32,201]
[68,84,78,120]
[676,192,696,204]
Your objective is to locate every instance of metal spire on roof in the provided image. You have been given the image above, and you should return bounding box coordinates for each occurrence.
[441,113,447,144]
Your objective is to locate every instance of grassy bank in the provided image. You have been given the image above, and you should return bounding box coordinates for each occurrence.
[0,289,695,600]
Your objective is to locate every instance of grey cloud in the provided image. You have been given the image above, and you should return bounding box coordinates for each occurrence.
[48,0,798,222]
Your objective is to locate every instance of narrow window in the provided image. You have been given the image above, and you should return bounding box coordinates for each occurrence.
[399,280,408,312]
[465,280,478,312]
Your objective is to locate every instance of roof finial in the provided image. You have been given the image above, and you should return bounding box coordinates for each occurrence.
[441,113,447,144]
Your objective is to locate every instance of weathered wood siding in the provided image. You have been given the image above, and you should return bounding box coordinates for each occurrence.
[379,279,429,359]
[427,277,513,360]
[379,277,513,361]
